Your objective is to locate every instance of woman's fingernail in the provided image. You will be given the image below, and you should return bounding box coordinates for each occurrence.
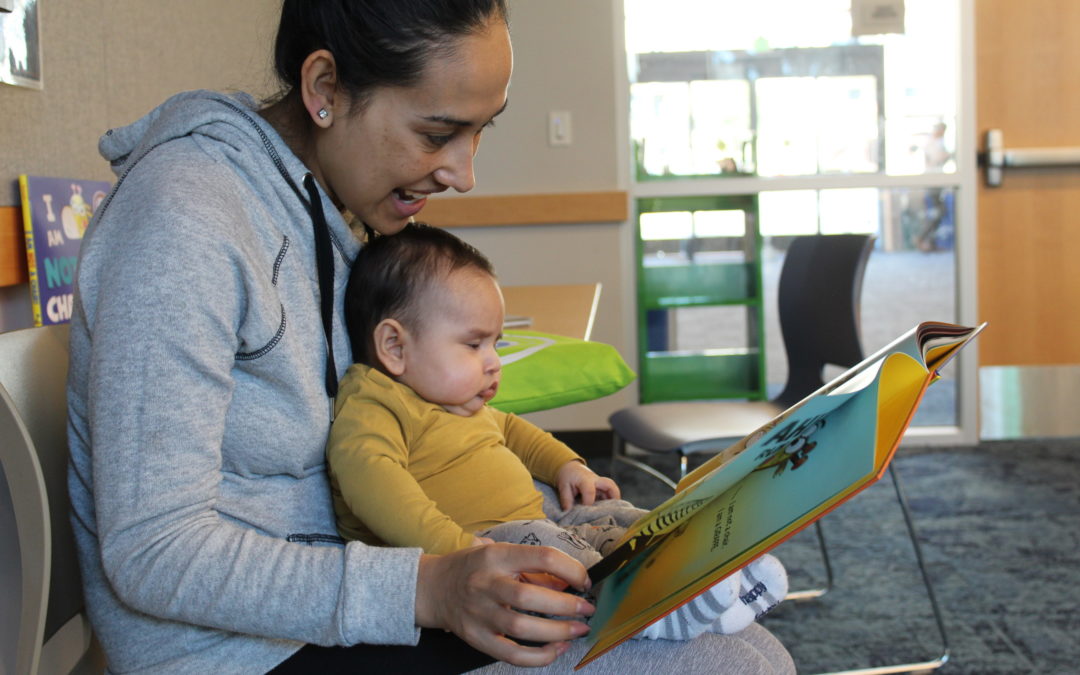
[573,622,591,637]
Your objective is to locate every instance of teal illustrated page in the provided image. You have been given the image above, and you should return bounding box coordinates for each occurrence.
[590,385,866,584]
[583,387,881,663]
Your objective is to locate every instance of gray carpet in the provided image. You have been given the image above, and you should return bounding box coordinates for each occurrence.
[605,438,1080,674]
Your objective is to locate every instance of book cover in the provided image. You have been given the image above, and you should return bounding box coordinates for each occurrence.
[577,321,985,667]
[18,175,111,326]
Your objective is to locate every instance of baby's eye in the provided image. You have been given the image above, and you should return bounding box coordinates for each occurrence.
[466,342,481,350]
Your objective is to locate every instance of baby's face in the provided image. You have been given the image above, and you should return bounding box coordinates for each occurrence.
[398,267,504,416]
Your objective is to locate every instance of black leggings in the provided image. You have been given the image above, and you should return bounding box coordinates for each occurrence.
[269,629,496,674]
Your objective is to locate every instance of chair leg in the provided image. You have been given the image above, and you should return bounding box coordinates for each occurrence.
[785,520,834,601]
[806,465,950,675]
[610,433,677,491]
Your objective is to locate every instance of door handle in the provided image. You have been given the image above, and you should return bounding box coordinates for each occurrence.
[980,129,1080,187]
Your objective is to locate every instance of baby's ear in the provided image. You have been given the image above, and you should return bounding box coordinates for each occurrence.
[373,318,407,377]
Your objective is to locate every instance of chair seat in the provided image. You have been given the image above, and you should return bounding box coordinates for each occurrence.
[609,400,784,455]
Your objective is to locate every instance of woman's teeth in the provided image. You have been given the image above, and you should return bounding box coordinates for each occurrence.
[396,189,425,204]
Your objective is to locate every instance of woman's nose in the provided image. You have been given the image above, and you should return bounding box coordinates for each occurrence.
[434,137,478,193]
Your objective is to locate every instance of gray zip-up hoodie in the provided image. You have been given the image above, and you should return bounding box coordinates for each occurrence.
[67,90,422,674]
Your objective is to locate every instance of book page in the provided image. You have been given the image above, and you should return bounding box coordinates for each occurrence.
[583,388,885,663]
[579,322,985,667]
[587,391,861,585]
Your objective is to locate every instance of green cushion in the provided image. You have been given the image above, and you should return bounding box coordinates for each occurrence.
[490,330,636,414]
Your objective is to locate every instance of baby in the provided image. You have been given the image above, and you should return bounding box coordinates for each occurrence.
[327,223,785,640]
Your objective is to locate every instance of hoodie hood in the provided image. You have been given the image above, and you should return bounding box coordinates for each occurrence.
[97,89,359,262]
[101,90,261,176]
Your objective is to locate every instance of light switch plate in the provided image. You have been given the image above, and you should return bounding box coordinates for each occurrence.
[548,111,572,147]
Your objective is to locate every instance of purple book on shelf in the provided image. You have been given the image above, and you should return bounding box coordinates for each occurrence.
[18,175,111,326]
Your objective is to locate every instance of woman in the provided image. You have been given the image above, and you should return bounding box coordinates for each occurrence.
[67,1,794,672]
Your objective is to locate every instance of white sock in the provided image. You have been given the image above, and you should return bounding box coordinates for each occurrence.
[635,574,740,641]
[712,554,789,635]
[712,599,757,635]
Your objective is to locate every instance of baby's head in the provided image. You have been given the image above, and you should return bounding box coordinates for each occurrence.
[345,223,504,416]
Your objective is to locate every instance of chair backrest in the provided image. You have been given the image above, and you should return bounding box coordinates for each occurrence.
[0,323,92,674]
[774,234,874,409]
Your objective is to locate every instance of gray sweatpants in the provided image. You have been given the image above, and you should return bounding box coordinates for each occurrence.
[477,496,645,569]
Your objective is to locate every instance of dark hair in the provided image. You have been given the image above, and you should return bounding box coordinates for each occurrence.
[272,0,510,111]
[346,222,495,368]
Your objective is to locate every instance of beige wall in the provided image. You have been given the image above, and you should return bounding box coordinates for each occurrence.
[451,0,637,429]
[471,0,623,195]
[0,0,280,330]
[0,0,634,430]
[0,1,280,193]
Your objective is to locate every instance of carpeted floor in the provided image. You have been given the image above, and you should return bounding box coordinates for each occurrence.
[604,437,1080,675]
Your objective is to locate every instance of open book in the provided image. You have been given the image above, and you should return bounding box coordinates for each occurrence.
[577,321,985,668]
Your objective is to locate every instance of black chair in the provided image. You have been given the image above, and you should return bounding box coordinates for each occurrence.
[610,233,874,491]
[609,234,949,674]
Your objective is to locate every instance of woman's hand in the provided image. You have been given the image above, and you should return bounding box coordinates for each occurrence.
[414,543,594,667]
[555,460,621,511]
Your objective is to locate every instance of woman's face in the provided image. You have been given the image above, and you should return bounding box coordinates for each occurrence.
[316,16,512,235]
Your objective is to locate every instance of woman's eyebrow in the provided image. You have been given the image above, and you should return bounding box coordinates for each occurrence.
[422,99,509,128]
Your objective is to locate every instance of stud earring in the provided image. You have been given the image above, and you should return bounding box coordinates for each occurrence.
[317,108,329,120]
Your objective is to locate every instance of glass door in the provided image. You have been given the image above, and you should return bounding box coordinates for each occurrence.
[624,0,977,441]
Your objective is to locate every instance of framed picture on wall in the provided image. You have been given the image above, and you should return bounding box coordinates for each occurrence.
[0,0,42,90]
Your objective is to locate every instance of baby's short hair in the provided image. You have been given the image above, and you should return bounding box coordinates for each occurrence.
[345,222,495,367]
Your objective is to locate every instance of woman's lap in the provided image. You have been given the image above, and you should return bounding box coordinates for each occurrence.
[270,629,495,674]
[470,623,795,675]
[269,621,792,674]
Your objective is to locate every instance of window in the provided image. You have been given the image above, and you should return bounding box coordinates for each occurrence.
[626,0,966,428]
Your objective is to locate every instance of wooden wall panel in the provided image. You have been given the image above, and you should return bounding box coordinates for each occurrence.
[0,207,28,287]
[976,0,1080,365]
[423,192,627,228]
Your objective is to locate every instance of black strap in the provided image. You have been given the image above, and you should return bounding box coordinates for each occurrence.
[302,174,338,400]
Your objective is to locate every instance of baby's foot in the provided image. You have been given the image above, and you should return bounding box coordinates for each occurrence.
[634,554,789,640]
[635,574,740,640]
[712,553,789,635]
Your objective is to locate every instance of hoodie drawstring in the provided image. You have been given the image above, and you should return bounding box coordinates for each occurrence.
[302,174,338,404]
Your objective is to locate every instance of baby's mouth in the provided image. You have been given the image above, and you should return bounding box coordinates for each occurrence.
[480,382,499,401]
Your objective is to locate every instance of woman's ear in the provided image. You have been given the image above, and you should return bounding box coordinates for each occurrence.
[299,49,339,128]
[373,319,408,377]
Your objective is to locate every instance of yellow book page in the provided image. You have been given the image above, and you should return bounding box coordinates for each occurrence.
[874,352,932,468]
[924,341,963,372]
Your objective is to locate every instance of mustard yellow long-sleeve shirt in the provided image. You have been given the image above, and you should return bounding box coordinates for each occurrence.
[327,364,582,554]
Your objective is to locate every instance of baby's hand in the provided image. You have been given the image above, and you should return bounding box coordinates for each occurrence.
[555,461,621,511]
[471,536,495,547]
